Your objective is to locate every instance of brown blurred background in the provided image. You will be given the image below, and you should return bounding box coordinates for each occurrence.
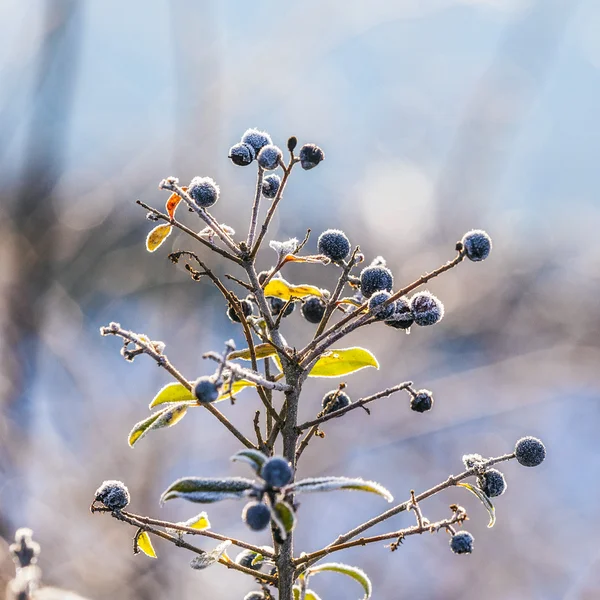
[1,0,599,598]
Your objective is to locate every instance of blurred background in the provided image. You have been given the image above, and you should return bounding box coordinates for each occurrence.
[1,0,599,598]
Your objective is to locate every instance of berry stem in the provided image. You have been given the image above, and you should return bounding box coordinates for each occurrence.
[246,166,264,249]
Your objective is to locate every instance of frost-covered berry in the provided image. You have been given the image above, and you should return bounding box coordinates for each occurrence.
[410,389,433,413]
[299,143,324,170]
[228,142,255,166]
[241,128,272,154]
[317,229,351,262]
[227,299,253,323]
[188,176,220,208]
[360,266,394,298]
[269,297,295,318]
[242,502,271,531]
[301,296,327,324]
[462,453,484,469]
[409,291,444,326]
[193,376,220,403]
[515,436,546,467]
[368,291,394,320]
[95,480,130,511]
[262,174,281,199]
[261,457,293,488]
[322,390,351,415]
[450,531,474,555]
[244,593,265,600]
[462,229,492,262]
[478,468,506,498]
[385,296,414,330]
[257,145,283,170]
[235,549,264,571]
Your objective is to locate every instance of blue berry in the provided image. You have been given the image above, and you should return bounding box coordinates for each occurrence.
[257,145,283,170]
[385,296,414,330]
[515,436,546,467]
[360,266,393,298]
[261,457,293,488]
[235,549,264,571]
[227,299,253,323]
[299,143,324,170]
[241,128,272,154]
[317,229,351,262]
[478,468,506,498]
[229,142,255,166]
[301,296,326,324]
[244,593,265,600]
[409,291,444,326]
[95,480,130,511]
[188,176,220,208]
[269,296,295,318]
[242,502,271,531]
[410,389,433,413]
[322,390,351,415]
[262,174,281,199]
[368,291,394,320]
[193,376,220,403]
[462,229,492,262]
[450,531,474,555]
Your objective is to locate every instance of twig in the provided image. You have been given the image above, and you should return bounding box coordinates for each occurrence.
[254,410,267,452]
[247,166,264,249]
[295,425,320,462]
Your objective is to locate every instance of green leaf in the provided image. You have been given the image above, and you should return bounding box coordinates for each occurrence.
[189,540,231,570]
[146,224,172,252]
[293,588,322,600]
[216,379,257,401]
[308,563,372,599]
[290,477,393,502]
[457,482,496,528]
[228,344,278,361]
[128,403,189,447]
[135,530,157,558]
[149,382,195,408]
[160,477,255,504]
[230,449,269,475]
[308,347,379,378]
[270,501,296,541]
[264,278,324,301]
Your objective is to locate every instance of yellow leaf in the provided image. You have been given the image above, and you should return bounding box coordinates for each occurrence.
[137,531,157,558]
[188,512,211,530]
[146,224,172,252]
[228,344,278,361]
[308,347,379,378]
[216,379,257,402]
[149,382,195,408]
[264,279,323,301]
[128,403,189,447]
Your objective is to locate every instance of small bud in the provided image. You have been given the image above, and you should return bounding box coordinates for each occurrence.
[241,128,272,154]
[462,453,484,469]
[410,389,433,413]
[269,296,295,318]
[385,296,414,330]
[262,174,281,199]
[287,136,298,152]
[299,143,325,170]
[257,145,283,170]
[461,229,492,262]
[94,480,130,511]
[242,501,271,531]
[188,176,220,208]
[368,291,395,320]
[146,212,159,221]
[515,436,546,467]
[193,376,220,403]
[409,291,444,326]
[450,531,474,555]
[261,456,293,488]
[322,390,351,415]
[227,299,253,323]
[301,296,327,324]
[229,142,256,166]
[359,266,393,298]
[317,229,351,262]
[477,468,506,498]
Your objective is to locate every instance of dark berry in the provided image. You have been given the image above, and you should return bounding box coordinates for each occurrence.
[462,229,492,262]
[322,390,351,415]
[360,266,393,298]
[95,480,130,511]
[244,593,265,600]
[257,145,283,170]
[301,296,327,324]
[368,291,394,320]
[410,389,433,413]
[193,376,220,403]
[450,531,474,555]
[317,229,351,262]
[242,502,271,531]
[228,142,256,166]
[385,296,414,330]
[269,296,295,318]
[299,143,324,170]
[241,128,272,154]
[262,174,281,199]
[227,299,253,323]
[188,176,220,208]
[287,136,298,152]
[515,436,546,467]
[409,291,444,326]
[235,549,264,571]
[261,457,293,488]
[478,468,506,498]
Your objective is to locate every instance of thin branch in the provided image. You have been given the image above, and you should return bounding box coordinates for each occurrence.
[295,424,319,462]
[247,166,264,248]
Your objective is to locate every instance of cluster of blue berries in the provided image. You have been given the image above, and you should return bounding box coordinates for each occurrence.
[229,129,274,167]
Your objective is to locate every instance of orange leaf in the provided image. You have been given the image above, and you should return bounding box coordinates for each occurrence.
[166,186,187,219]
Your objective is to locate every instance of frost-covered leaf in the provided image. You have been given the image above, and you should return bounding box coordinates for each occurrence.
[166,187,186,219]
[160,477,255,504]
[308,348,379,378]
[134,530,157,558]
[290,477,393,502]
[228,344,278,361]
[189,540,231,570]
[149,382,195,408]
[216,379,257,402]
[264,278,324,301]
[167,511,211,536]
[270,238,299,262]
[230,449,269,475]
[270,501,296,541]
[128,403,189,447]
[146,224,172,252]
[308,563,372,599]
[458,482,496,528]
